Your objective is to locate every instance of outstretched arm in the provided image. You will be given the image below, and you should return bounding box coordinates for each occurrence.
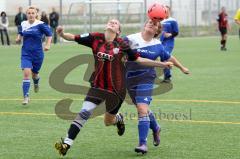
[168,56,190,74]
[56,26,75,41]
[135,57,173,69]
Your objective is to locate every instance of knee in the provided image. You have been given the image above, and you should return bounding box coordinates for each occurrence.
[23,69,31,79]
[137,104,149,117]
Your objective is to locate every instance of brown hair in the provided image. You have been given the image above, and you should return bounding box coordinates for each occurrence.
[154,22,162,38]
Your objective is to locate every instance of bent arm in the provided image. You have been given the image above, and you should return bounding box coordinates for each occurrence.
[6,18,9,28]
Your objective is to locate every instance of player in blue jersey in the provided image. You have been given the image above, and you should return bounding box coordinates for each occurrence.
[160,6,179,83]
[124,19,189,154]
[15,6,52,105]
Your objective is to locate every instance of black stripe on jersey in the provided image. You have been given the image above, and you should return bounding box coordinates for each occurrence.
[103,43,110,90]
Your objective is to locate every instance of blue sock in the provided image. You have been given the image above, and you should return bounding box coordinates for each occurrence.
[33,77,40,85]
[138,115,150,145]
[149,111,160,132]
[22,79,31,97]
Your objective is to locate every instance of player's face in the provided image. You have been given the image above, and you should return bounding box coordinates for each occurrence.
[144,19,160,36]
[106,19,121,34]
[27,9,37,23]
[221,7,226,13]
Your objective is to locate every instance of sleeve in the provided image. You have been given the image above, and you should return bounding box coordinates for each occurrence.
[49,13,52,21]
[216,14,220,22]
[172,20,179,37]
[123,36,132,48]
[160,33,164,42]
[56,13,59,21]
[0,19,3,28]
[74,33,95,48]
[5,18,9,28]
[24,14,27,21]
[234,9,240,20]
[18,23,23,36]
[14,15,18,26]
[159,45,171,61]
[40,23,52,36]
[121,39,139,61]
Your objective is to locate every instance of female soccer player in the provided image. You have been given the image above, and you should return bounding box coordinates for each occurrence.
[125,19,189,154]
[16,6,52,105]
[217,7,230,51]
[54,19,173,156]
[160,6,179,82]
[234,8,240,39]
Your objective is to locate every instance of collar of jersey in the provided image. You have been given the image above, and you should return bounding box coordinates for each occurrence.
[22,20,44,32]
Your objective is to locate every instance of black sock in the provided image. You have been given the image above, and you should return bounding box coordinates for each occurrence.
[220,40,224,47]
[67,123,81,140]
[223,40,226,48]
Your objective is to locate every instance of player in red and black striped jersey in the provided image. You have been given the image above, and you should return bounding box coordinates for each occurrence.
[54,19,173,156]
[217,7,230,51]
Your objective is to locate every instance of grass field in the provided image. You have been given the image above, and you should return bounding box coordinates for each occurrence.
[0,36,240,159]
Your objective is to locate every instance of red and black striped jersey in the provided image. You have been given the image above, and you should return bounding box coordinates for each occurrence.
[74,32,139,94]
[217,12,228,28]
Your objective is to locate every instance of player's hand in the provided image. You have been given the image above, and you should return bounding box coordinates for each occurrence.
[181,67,190,74]
[15,38,21,44]
[164,32,172,38]
[44,45,50,51]
[56,26,64,36]
[163,61,173,69]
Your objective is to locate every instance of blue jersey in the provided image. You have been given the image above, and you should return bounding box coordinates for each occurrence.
[124,33,170,105]
[19,20,52,57]
[125,33,170,78]
[160,17,179,48]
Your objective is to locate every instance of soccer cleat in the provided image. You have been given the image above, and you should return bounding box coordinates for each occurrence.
[55,138,70,156]
[34,84,39,93]
[221,47,227,51]
[161,78,171,83]
[153,127,161,146]
[135,144,148,154]
[116,113,125,136]
[22,97,30,105]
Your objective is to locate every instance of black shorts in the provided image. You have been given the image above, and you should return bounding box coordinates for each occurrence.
[219,27,227,35]
[84,87,126,115]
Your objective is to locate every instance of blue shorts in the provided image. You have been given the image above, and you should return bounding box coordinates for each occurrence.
[127,83,154,105]
[21,54,44,74]
[127,71,156,106]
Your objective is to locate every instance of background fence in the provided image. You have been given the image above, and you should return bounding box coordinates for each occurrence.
[1,0,240,39]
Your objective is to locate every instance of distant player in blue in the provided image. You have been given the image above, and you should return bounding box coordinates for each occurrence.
[124,19,189,154]
[160,6,179,82]
[15,6,52,105]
